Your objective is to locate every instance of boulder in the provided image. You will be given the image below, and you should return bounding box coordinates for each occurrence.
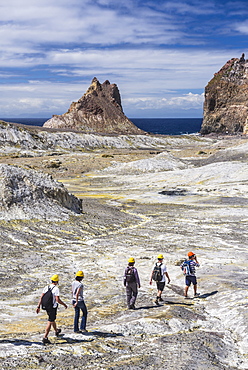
[0,164,82,220]
[201,53,248,135]
[43,77,145,135]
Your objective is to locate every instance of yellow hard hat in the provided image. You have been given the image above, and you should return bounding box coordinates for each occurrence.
[75,271,84,278]
[51,274,59,282]
[157,254,164,260]
[128,257,135,263]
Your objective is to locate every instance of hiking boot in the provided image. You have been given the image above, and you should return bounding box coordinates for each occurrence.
[55,329,61,337]
[155,299,159,306]
[194,293,200,297]
[42,337,51,345]
[130,304,135,310]
[159,297,163,302]
[80,329,88,333]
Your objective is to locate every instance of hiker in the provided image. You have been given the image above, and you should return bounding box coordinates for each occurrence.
[149,254,171,305]
[72,270,88,333]
[36,274,68,344]
[123,257,141,309]
[181,251,200,298]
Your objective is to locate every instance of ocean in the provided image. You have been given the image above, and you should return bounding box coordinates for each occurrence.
[0,117,202,135]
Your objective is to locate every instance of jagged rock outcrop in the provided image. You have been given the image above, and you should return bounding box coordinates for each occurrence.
[43,77,145,134]
[201,53,248,135]
[0,164,82,220]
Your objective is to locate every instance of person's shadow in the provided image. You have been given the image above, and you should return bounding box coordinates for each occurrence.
[60,331,124,344]
[0,331,123,347]
[0,339,43,346]
[133,304,162,310]
[194,291,218,299]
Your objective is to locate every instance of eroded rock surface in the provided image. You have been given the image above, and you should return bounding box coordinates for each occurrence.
[43,77,145,134]
[201,53,248,135]
[0,164,82,220]
[0,129,248,369]
[0,119,203,155]
[101,151,189,175]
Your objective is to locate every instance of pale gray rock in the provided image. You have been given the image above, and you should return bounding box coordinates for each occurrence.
[0,164,82,220]
[1,123,248,369]
[102,151,189,175]
[0,120,208,154]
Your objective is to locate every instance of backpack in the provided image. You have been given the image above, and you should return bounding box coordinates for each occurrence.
[41,285,55,310]
[125,267,136,283]
[182,260,192,275]
[152,263,163,282]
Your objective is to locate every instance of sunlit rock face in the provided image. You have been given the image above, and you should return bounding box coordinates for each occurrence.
[43,77,145,135]
[0,164,82,220]
[201,53,248,135]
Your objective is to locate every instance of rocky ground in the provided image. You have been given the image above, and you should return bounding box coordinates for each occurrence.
[0,123,247,369]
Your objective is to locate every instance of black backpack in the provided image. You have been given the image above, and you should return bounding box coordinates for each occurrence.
[125,267,136,283]
[41,285,55,310]
[152,263,163,282]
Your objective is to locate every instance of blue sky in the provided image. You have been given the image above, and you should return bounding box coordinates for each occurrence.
[0,0,248,118]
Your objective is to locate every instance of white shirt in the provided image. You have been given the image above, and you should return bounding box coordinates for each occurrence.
[72,281,84,301]
[43,284,59,308]
[155,262,167,282]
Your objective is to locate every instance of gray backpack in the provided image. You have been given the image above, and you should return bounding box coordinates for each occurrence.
[152,263,162,282]
[125,267,135,283]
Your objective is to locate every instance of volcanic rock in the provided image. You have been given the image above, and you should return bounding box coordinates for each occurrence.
[0,119,204,155]
[102,151,189,175]
[0,164,82,220]
[43,77,145,134]
[0,132,248,368]
[201,53,248,135]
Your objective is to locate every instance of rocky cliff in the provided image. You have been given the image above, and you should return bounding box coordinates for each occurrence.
[201,53,248,135]
[43,77,145,134]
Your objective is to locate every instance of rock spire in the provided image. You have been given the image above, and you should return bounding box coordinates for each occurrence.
[43,78,145,135]
[201,54,248,135]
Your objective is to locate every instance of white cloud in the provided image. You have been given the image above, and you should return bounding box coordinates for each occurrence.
[0,47,239,117]
[43,48,236,90]
[0,1,182,52]
[124,93,204,110]
[0,81,84,117]
[159,1,218,15]
[0,0,246,117]
[234,20,248,35]
[0,78,202,117]
[0,47,234,92]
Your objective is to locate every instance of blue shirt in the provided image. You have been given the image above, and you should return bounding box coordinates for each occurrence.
[181,260,199,276]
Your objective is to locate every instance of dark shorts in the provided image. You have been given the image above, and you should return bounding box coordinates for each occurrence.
[185,275,197,286]
[46,307,57,322]
[156,281,165,291]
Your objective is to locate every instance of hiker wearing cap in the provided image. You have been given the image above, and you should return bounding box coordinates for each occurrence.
[181,252,200,298]
[150,254,171,305]
[36,274,68,345]
[123,257,141,309]
[72,271,88,333]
